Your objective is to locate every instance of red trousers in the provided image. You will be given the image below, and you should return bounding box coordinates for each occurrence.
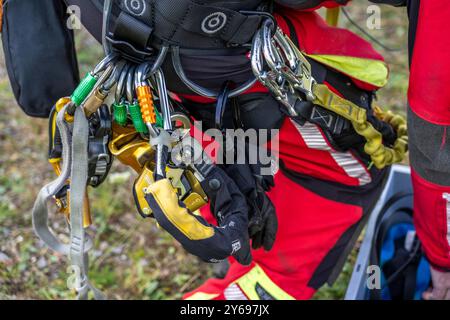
[182,7,388,300]
[184,117,385,300]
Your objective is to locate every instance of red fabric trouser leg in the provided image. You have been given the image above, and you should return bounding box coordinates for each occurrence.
[184,118,386,300]
[408,105,450,271]
[411,169,450,270]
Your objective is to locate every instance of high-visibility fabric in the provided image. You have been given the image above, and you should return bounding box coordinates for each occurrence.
[408,1,450,125]
[306,54,389,88]
[184,170,369,300]
[234,264,295,300]
[277,118,370,187]
[407,0,450,271]
[183,113,383,299]
[180,5,388,298]
[275,8,386,91]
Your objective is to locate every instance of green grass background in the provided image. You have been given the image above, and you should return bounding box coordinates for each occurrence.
[0,1,409,300]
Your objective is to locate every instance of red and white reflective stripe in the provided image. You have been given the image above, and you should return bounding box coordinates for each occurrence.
[442,193,450,248]
[291,120,372,186]
[224,284,248,300]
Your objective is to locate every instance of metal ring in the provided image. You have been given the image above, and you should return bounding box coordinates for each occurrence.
[262,20,282,73]
[171,113,191,130]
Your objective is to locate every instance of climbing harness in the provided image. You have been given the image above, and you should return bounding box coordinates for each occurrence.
[31,1,409,299]
[250,19,408,169]
[33,0,222,297]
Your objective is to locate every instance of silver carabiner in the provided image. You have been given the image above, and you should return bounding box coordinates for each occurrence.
[251,31,264,78]
[126,65,136,103]
[93,53,119,76]
[261,20,283,75]
[101,61,125,94]
[135,63,151,88]
[274,29,298,71]
[284,36,315,101]
[116,63,131,103]
[154,69,173,132]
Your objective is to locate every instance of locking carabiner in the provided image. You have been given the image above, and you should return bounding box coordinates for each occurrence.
[125,65,149,135]
[113,63,131,126]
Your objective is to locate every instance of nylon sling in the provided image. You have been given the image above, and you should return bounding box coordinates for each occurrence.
[32,105,105,300]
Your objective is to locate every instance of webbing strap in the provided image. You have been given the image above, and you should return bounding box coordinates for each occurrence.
[312,84,367,125]
[312,83,408,169]
[154,0,262,45]
[107,0,263,50]
[32,105,103,300]
[70,107,105,300]
[32,107,73,255]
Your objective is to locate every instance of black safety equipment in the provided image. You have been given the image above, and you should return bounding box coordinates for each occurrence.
[145,164,253,265]
[224,163,278,251]
[87,105,113,187]
[48,104,113,188]
[103,0,265,56]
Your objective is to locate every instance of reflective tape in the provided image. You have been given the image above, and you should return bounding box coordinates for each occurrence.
[291,120,372,186]
[442,193,450,248]
[224,284,248,300]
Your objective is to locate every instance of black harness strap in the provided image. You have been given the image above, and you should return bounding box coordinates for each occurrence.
[113,11,153,49]
[153,0,263,47]
[105,0,264,54]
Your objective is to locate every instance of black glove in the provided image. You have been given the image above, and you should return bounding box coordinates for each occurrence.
[145,165,252,266]
[224,163,278,251]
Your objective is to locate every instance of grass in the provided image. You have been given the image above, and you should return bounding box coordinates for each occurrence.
[0,1,409,300]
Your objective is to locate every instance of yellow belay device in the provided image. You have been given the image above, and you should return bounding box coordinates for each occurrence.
[31,8,407,300]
